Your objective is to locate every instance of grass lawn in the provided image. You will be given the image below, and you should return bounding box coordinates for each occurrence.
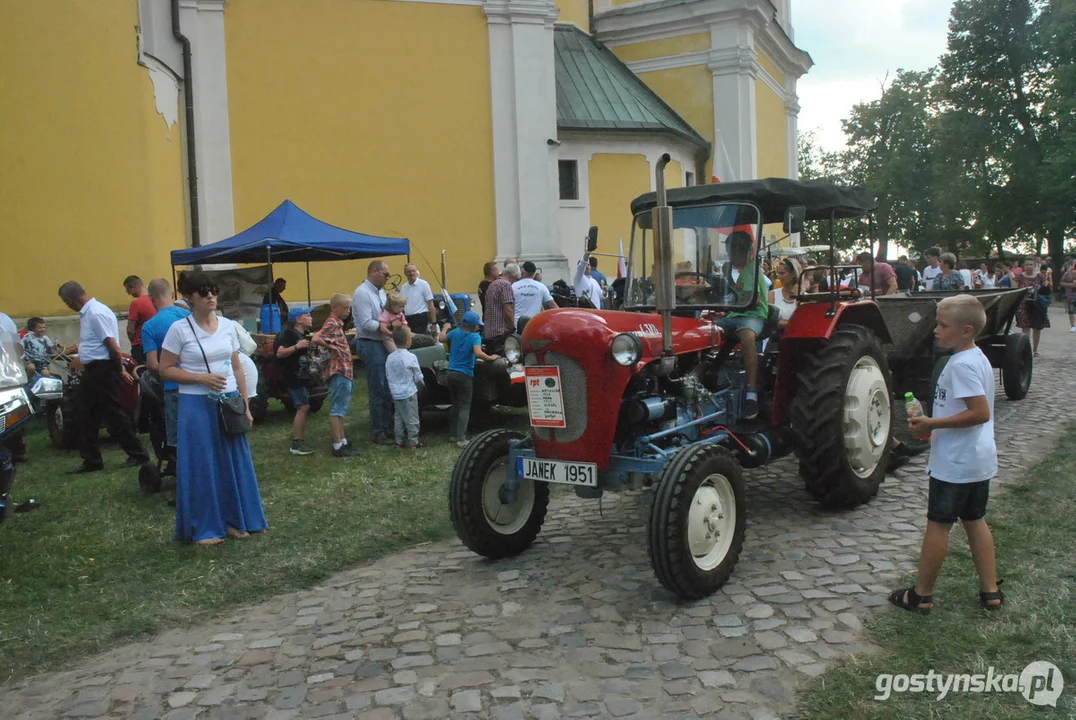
[0,378,527,684]
[797,424,1076,719]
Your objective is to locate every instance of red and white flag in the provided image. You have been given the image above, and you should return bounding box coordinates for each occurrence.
[617,238,628,279]
[711,131,738,184]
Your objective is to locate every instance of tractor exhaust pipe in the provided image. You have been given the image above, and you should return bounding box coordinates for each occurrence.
[652,153,675,358]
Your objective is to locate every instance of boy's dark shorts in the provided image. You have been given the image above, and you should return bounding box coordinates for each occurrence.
[927,477,990,524]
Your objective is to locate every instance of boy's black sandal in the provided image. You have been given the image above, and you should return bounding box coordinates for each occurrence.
[979,580,1004,610]
[888,586,933,615]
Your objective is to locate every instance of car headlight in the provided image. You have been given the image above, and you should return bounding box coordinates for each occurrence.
[611,333,642,366]
[503,334,522,364]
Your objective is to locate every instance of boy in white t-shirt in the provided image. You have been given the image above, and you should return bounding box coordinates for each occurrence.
[384,325,424,448]
[889,294,1004,614]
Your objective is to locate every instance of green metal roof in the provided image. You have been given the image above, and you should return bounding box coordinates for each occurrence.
[554,24,710,154]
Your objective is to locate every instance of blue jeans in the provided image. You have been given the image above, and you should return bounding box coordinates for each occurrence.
[327,375,353,417]
[356,339,392,438]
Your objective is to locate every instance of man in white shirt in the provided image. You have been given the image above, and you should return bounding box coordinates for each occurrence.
[57,281,149,474]
[573,252,604,309]
[512,262,556,322]
[922,247,942,291]
[351,261,395,445]
[400,263,436,336]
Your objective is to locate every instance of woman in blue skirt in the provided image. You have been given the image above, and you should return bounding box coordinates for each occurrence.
[160,271,267,545]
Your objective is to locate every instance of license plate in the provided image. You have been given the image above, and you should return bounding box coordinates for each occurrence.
[517,457,597,487]
[524,365,565,428]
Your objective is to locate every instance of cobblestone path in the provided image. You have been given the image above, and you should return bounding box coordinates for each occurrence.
[7,313,1075,720]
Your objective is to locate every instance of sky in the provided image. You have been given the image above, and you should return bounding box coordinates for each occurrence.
[790,0,956,151]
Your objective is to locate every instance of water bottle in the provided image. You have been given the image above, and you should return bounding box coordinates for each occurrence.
[905,392,929,439]
[904,392,923,420]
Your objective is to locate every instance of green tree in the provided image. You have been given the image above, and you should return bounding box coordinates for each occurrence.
[938,0,1074,276]
[841,69,940,259]
[796,131,862,252]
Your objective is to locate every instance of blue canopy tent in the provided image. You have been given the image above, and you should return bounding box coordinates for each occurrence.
[170,199,411,304]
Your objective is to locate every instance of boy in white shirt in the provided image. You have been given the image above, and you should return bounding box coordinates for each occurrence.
[384,325,424,448]
[889,294,1003,614]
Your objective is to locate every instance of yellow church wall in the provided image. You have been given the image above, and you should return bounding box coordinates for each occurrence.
[588,154,651,258]
[610,33,711,63]
[635,66,715,179]
[224,0,496,303]
[0,1,187,318]
[755,51,786,87]
[556,0,590,32]
[754,80,788,180]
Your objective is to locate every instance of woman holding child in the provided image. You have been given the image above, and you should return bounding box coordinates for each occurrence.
[159,271,267,545]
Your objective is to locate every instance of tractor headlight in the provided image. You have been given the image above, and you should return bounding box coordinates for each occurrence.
[611,333,642,366]
[503,334,522,364]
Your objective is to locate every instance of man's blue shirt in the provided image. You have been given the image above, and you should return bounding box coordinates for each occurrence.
[141,305,191,391]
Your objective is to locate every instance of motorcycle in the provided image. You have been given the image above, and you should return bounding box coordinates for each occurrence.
[0,330,57,522]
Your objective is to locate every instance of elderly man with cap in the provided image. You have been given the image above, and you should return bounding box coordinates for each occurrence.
[512,261,556,325]
[57,281,150,473]
[401,263,436,336]
[274,306,316,455]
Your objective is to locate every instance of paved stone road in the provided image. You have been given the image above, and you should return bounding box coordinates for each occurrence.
[7,311,1075,720]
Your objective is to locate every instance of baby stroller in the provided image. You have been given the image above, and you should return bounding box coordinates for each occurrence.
[136,368,174,494]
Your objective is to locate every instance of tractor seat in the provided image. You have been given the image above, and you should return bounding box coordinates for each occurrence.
[756,304,782,343]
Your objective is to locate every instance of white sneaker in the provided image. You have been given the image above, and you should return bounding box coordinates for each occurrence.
[1070,326,1075,332]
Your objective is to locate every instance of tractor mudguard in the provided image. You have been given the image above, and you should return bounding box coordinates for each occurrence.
[782,301,891,344]
[771,302,891,426]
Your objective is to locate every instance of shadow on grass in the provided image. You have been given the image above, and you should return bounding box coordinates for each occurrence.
[796,424,1076,719]
[0,376,528,683]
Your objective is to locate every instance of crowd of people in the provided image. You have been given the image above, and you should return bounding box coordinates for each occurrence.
[761,248,1067,357]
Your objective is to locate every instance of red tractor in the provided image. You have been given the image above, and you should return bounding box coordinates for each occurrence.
[449,157,897,600]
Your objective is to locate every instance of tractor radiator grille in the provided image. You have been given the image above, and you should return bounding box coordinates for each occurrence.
[525,351,587,443]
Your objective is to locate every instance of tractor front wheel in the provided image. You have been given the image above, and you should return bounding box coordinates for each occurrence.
[791,325,892,508]
[449,429,549,559]
[48,398,79,449]
[248,377,270,422]
[648,445,746,600]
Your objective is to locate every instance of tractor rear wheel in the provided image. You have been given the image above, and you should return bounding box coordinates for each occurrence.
[1002,333,1032,400]
[449,429,549,559]
[648,445,746,600]
[791,325,892,508]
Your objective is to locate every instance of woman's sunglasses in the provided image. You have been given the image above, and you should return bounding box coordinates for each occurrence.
[195,285,219,297]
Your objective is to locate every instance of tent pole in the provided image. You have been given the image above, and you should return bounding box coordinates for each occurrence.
[171,265,177,298]
[306,261,312,305]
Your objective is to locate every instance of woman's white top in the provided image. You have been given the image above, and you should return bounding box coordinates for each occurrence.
[162,316,239,395]
[979,273,996,289]
[772,288,798,322]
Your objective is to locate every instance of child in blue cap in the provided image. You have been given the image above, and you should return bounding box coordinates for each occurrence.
[438,310,500,448]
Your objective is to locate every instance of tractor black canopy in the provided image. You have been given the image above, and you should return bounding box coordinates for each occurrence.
[630,177,877,225]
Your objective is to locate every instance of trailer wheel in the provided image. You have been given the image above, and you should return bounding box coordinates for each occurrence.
[1002,333,1032,400]
[449,429,549,559]
[48,398,79,449]
[648,445,746,600]
[791,325,892,508]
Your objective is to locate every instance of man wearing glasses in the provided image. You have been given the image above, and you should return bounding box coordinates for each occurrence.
[351,261,396,445]
[57,281,149,474]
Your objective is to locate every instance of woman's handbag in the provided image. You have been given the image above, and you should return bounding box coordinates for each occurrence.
[187,318,251,436]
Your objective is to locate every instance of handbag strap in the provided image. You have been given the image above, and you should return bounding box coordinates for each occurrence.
[186,316,213,374]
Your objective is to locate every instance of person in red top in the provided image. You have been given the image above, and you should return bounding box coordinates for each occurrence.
[855,252,898,296]
[124,275,157,364]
